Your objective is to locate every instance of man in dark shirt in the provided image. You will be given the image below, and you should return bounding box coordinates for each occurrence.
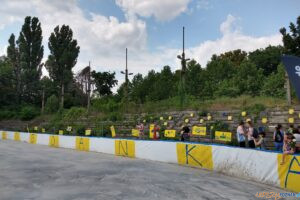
[180,126,190,141]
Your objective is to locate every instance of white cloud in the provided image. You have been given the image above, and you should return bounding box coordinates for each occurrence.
[0,0,147,71]
[0,1,283,93]
[116,0,191,21]
[185,14,283,67]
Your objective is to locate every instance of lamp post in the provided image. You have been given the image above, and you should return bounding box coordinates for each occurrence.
[177,26,190,108]
[121,48,133,105]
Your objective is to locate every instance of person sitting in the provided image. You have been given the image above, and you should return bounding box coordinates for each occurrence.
[180,125,190,141]
[280,134,296,165]
[254,131,267,150]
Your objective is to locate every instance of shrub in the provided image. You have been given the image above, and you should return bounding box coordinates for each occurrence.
[45,95,59,114]
[20,106,39,120]
[0,110,16,120]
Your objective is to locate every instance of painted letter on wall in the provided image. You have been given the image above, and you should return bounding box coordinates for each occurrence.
[177,143,213,170]
[115,140,135,158]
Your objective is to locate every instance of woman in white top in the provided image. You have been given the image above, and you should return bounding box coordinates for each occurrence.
[236,121,246,147]
[247,121,255,148]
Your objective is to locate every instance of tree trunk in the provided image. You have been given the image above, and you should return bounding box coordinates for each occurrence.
[41,89,45,114]
[61,83,64,109]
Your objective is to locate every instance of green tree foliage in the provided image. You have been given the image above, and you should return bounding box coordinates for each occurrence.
[185,60,204,98]
[91,71,118,96]
[45,95,59,114]
[0,58,15,106]
[248,46,283,76]
[261,64,286,97]
[18,16,44,104]
[233,60,264,96]
[46,25,80,109]
[7,34,21,104]
[280,16,300,56]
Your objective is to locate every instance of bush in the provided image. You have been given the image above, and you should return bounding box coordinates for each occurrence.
[20,106,39,120]
[0,109,17,120]
[63,107,87,122]
[45,95,59,114]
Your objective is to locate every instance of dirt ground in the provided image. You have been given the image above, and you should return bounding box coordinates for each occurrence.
[0,140,292,200]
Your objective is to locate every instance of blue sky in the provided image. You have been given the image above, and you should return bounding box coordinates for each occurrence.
[0,0,299,84]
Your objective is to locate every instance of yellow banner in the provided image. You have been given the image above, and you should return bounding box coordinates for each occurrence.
[177,143,213,170]
[277,155,300,192]
[29,133,37,144]
[164,130,176,138]
[110,126,116,137]
[115,140,135,158]
[85,129,91,136]
[59,130,63,135]
[14,132,20,141]
[215,131,232,142]
[75,137,90,151]
[192,126,206,136]
[132,129,139,137]
[2,131,7,140]
[49,135,59,148]
[149,124,155,139]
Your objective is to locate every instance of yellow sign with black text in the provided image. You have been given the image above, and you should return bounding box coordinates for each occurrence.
[110,126,116,137]
[115,140,135,158]
[14,132,20,141]
[215,131,232,142]
[2,131,7,140]
[29,133,37,144]
[192,126,206,136]
[177,143,213,170]
[132,129,139,137]
[75,137,90,151]
[49,135,59,147]
[164,130,176,138]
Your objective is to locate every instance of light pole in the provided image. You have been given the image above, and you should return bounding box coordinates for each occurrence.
[121,48,133,105]
[177,26,190,108]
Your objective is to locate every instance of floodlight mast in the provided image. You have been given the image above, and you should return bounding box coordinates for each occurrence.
[121,48,133,105]
[177,26,189,108]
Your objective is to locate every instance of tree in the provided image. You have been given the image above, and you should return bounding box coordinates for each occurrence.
[248,46,283,76]
[7,34,21,104]
[18,16,44,104]
[280,16,300,56]
[46,25,80,109]
[91,71,118,96]
[233,60,264,96]
[261,64,285,97]
[185,60,205,98]
[0,58,15,107]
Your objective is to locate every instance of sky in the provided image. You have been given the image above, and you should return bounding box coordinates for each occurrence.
[0,0,299,87]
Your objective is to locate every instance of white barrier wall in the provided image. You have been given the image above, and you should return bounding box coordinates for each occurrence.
[1,131,299,192]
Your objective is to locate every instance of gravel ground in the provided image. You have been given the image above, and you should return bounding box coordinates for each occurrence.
[0,140,293,200]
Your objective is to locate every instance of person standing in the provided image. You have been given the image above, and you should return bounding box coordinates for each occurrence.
[137,122,144,139]
[247,121,255,148]
[180,125,190,141]
[273,124,284,152]
[236,121,246,147]
[152,123,160,140]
